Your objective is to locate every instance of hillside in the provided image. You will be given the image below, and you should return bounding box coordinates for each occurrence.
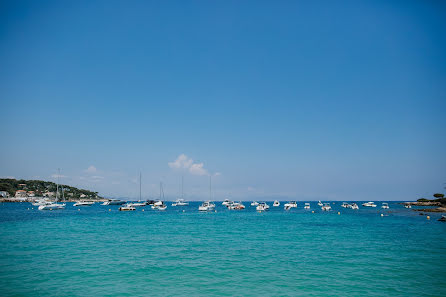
[0,178,101,200]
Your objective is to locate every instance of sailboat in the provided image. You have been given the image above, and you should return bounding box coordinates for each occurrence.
[129,172,147,207]
[38,169,66,210]
[172,176,188,206]
[152,182,167,210]
[199,175,215,211]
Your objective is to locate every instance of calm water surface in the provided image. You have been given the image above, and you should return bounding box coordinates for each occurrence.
[0,202,445,296]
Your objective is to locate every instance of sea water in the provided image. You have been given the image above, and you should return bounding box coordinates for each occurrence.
[0,202,445,296]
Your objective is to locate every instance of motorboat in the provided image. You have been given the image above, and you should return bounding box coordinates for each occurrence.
[438,215,446,222]
[222,199,232,206]
[321,203,332,211]
[153,202,167,210]
[32,198,50,206]
[317,201,323,207]
[256,202,269,211]
[228,201,245,210]
[102,199,126,205]
[404,204,412,209]
[362,201,377,207]
[350,203,359,210]
[273,200,280,207]
[381,202,389,209]
[199,201,215,211]
[341,202,349,208]
[304,203,310,210]
[172,199,189,206]
[73,201,95,207]
[128,201,147,207]
[38,201,66,210]
[284,201,297,210]
[251,201,259,206]
[154,200,163,207]
[119,204,136,211]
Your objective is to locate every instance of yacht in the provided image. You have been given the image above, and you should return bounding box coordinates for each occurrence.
[172,199,188,206]
[222,199,232,206]
[304,203,310,210]
[350,203,359,210]
[152,182,167,210]
[38,169,66,210]
[129,172,147,208]
[119,204,136,211]
[362,201,377,207]
[256,202,269,211]
[32,198,50,206]
[172,176,188,206]
[284,201,297,210]
[273,200,280,207]
[73,201,95,207]
[199,201,215,211]
[318,201,323,207]
[228,201,245,210]
[129,201,147,207]
[381,202,389,209]
[102,199,126,205]
[321,203,332,211]
[251,201,259,206]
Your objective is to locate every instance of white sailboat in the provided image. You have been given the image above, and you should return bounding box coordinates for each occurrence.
[129,172,147,207]
[199,175,215,211]
[172,176,189,206]
[38,169,66,210]
[152,182,167,210]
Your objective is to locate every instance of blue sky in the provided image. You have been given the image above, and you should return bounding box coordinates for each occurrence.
[1,0,445,200]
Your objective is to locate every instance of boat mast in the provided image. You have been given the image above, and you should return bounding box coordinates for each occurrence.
[56,168,60,202]
[181,175,184,199]
[139,172,142,201]
[209,175,212,201]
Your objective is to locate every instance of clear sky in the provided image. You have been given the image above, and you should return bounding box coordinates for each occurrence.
[1,0,445,200]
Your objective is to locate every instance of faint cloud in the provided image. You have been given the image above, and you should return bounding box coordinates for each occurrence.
[168,154,193,169]
[85,165,97,173]
[91,175,104,180]
[168,154,210,176]
[189,163,208,176]
[247,186,255,191]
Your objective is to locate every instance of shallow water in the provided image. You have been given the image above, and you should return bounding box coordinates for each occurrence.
[0,202,445,296]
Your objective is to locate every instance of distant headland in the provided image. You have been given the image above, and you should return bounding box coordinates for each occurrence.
[406,193,446,212]
[0,178,102,202]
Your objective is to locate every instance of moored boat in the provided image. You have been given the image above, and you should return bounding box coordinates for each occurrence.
[284,201,297,210]
[199,201,215,211]
[256,202,269,211]
[321,203,332,211]
[273,200,280,207]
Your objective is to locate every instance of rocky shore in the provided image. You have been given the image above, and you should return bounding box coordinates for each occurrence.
[403,201,446,213]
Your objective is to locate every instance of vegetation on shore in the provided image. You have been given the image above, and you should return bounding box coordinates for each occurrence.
[417,193,445,205]
[0,178,101,200]
[414,193,446,213]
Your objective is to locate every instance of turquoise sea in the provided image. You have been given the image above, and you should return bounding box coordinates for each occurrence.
[0,202,445,296]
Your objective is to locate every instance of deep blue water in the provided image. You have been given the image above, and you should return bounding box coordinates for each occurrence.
[0,201,445,296]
